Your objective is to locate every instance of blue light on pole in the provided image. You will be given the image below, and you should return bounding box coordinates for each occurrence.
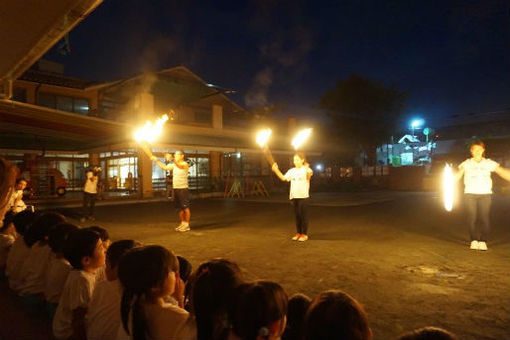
[410,119,424,137]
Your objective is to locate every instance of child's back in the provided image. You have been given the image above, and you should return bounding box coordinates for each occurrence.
[18,241,52,295]
[6,236,30,292]
[53,269,97,339]
[44,254,72,304]
[86,279,123,340]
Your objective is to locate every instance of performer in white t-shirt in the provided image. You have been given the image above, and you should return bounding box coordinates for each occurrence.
[272,152,313,242]
[81,167,99,222]
[151,151,191,232]
[455,141,510,251]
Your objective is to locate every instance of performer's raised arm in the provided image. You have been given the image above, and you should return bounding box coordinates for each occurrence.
[150,155,173,171]
[272,163,288,182]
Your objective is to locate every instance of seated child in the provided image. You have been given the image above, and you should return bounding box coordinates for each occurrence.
[282,293,311,340]
[304,290,372,340]
[52,228,106,340]
[232,280,288,340]
[0,211,17,276]
[117,245,196,340]
[86,239,141,340]
[18,212,66,298]
[5,210,35,291]
[44,222,79,318]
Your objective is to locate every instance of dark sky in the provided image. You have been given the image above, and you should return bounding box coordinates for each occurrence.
[44,0,510,128]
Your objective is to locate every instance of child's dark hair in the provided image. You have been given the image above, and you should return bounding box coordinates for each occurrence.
[11,209,36,235]
[118,245,179,340]
[282,293,311,340]
[189,259,243,340]
[232,280,288,340]
[398,327,458,340]
[64,228,101,269]
[304,290,370,340]
[24,211,66,247]
[15,177,27,185]
[294,152,306,161]
[177,255,192,283]
[87,226,110,241]
[1,211,15,232]
[106,239,141,269]
[48,222,79,254]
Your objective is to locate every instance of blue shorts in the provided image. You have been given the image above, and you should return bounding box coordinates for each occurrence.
[173,188,190,210]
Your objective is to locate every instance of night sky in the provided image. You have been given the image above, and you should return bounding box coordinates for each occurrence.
[43,0,510,128]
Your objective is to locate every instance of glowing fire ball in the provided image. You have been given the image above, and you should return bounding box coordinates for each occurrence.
[256,129,272,147]
[291,128,312,150]
[134,114,169,143]
[443,163,454,212]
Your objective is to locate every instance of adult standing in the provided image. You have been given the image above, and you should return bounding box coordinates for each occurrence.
[81,166,99,222]
[151,151,191,232]
[272,152,313,242]
[455,141,510,251]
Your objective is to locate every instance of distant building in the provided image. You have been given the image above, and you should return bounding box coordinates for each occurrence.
[0,61,302,198]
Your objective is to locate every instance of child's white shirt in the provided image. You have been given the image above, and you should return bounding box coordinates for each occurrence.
[18,242,52,295]
[53,269,97,340]
[44,254,72,304]
[284,167,313,199]
[86,279,123,340]
[0,233,15,268]
[6,237,30,292]
[116,300,196,340]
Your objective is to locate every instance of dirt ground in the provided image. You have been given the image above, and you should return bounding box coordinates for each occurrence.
[63,191,510,340]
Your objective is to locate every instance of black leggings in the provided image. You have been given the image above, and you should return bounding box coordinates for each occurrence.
[292,198,309,235]
[464,194,491,242]
[83,192,97,217]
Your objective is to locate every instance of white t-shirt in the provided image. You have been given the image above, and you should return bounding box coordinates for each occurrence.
[84,171,98,194]
[9,190,26,213]
[284,167,313,199]
[0,233,15,268]
[459,158,499,194]
[6,237,30,292]
[116,300,196,340]
[18,242,52,295]
[44,255,72,304]
[86,279,123,340]
[173,164,189,189]
[53,269,97,340]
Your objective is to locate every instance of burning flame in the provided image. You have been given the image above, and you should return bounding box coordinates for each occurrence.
[134,114,169,143]
[291,128,312,150]
[443,163,454,212]
[256,129,272,147]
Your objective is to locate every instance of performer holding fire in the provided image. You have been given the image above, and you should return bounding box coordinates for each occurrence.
[272,152,313,242]
[151,151,191,232]
[455,140,510,251]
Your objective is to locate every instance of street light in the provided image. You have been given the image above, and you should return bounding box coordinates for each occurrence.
[410,119,424,137]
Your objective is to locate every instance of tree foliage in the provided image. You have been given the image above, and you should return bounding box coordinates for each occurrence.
[320,74,407,163]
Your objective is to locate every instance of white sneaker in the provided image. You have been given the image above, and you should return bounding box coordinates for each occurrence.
[470,240,479,250]
[478,241,487,251]
[175,224,184,231]
[177,224,190,232]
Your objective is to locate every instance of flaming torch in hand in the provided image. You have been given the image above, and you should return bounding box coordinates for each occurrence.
[256,128,275,166]
[443,163,454,212]
[133,114,169,157]
[291,128,312,150]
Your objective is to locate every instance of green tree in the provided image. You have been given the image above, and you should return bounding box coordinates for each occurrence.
[319,74,407,165]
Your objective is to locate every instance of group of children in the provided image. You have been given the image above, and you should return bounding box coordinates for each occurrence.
[0,207,458,340]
